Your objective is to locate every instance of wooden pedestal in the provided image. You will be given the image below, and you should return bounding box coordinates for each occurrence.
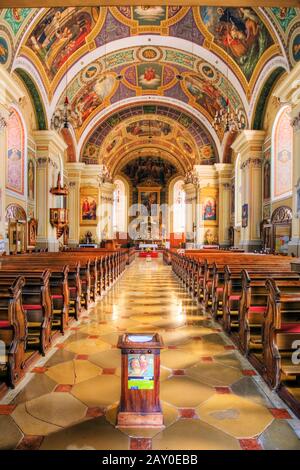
[116,333,164,429]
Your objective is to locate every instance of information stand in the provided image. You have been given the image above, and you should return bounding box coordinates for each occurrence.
[117,333,164,428]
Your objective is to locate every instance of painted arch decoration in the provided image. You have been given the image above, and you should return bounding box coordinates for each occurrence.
[9,6,289,98]
[6,108,25,196]
[53,45,246,140]
[81,104,218,168]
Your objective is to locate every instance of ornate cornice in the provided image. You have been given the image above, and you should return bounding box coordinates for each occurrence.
[241,158,262,170]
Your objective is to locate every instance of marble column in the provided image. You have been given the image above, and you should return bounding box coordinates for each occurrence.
[65,163,85,246]
[273,63,300,255]
[99,182,115,242]
[231,131,265,252]
[33,131,67,252]
[215,164,233,247]
[183,182,196,246]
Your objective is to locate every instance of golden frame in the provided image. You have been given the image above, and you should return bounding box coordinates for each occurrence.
[80,187,98,226]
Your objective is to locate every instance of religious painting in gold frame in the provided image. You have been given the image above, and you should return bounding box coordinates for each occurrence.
[80,187,98,225]
[138,186,161,217]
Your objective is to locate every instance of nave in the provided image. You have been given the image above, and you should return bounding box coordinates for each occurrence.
[1,257,300,451]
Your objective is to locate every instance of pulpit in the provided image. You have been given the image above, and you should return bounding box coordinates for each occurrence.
[117,333,164,428]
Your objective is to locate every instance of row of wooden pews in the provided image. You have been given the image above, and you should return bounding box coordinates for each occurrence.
[0,248,132,391]
[169,249,300,417]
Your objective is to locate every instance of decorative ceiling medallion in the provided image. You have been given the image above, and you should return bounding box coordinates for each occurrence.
[81,62,102,83]
[198,62,219,84]
[136,46,163,63]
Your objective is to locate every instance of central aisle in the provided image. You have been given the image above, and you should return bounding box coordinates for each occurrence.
[2,257,300,450]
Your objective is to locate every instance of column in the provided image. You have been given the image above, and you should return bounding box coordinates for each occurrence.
[33,131,67,251]
[231,131,265,251]
[215,164,233,247]
[273,63,300,255]
[99,182,115,242]
[183,182,196,247]
[65,163,85,246]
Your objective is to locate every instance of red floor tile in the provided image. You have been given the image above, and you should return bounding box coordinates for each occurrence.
[173,369,185,376]
[102,368,116,375]
[86,407,104,418]
[168,345,178,350]
[0,404,16,415]
[179,409,197,419]
[88,335,99,339]
[215,386,231,394]
[268,408,292,419]
[242,369,257,376]
[201,356,214,362]
[224,345,236,351]
[16,435,44,450]
[130,438,152,450]
[239,439,262,450]
[76,354,89,360]
[32,367,47,374]
[54,384,73,393]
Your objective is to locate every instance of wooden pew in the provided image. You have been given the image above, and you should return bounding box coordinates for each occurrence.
[0,271,52,355]
[223,263,294,334]
[0,276,26,387]
[238,271,300,357]
[264,279,300,390]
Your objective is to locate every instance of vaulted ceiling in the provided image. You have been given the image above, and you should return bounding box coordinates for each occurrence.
[1,6,299,168]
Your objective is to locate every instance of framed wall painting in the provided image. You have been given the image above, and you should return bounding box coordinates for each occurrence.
[80,187,98,225]
[242,204,248,228]
[6,109,24,196]
[138,186,161,217]
[202,197,217,222]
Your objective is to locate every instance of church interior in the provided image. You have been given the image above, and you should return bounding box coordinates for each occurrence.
[1,1,300,452]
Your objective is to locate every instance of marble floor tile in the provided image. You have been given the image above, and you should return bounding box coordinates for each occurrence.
[40,417,129,450]
[12,374,57,404]
[161,376,214,407]
[45,360,102,385]
[258,420,300,450]
[196,394,273,438]
[71,375,121,407]
[186,362,243,387]
[152,419,241,450]
[0,415,23,450]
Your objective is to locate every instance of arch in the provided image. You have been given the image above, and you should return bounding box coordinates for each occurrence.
[15,68,48,130]
[5,203,27,222]
[252,67,286,130]
[172,179,186,234]
[271,105,293,201]
[60,128,77,163]
[79,99,221,164]
[112,177,128,236]
[235,154,242,228]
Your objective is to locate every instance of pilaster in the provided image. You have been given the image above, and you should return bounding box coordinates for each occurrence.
[231,130,265,251]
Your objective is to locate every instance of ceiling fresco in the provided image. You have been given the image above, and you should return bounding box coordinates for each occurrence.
[0,6,297,91]
[0,6,300,165]
[80,104,217,169]
[121,155,177,186]
[53,45,245,140]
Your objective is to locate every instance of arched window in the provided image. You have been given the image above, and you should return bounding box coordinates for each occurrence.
[173,179,185,233]
[6,108,25,196]
[113,179,126,234]
[272,106,293,201]
[235,154,242,227]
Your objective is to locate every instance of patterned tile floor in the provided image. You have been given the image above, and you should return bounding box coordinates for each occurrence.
[1,257,300,450]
